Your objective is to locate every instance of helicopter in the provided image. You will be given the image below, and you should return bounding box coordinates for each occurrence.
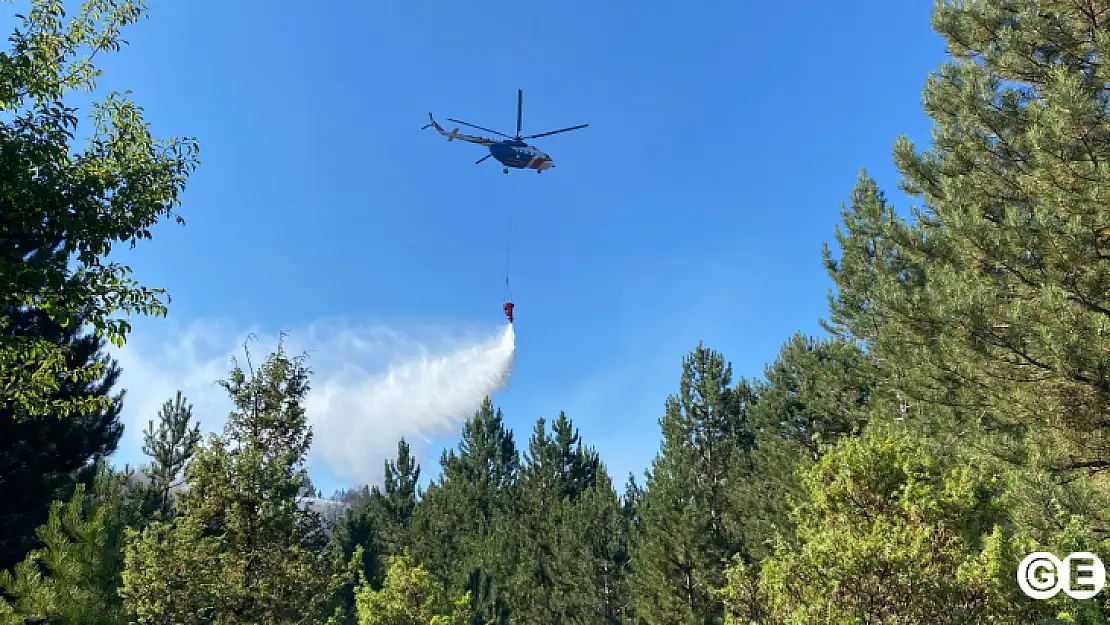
[422,89,588,174]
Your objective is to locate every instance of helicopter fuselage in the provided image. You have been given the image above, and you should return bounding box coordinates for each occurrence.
[490,140,553,172]
[423,89,583,174]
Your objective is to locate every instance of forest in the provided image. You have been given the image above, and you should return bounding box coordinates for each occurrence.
[4,0,1110,623]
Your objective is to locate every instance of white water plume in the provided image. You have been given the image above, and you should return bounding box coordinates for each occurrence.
[307,323,516,485]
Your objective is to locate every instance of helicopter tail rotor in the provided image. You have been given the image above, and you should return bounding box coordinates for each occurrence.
[421,113,441,131]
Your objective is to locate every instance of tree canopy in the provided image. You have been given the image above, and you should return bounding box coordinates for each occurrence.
[0,0,198,420]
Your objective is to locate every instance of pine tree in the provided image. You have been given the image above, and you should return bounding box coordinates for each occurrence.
[332,504,384,624]
[410,398,519,625]
[618,473,642,625]
[383,438,420,523]
[324,445,417,619]
[0,463,138,625]
[628,344,755,625]
[725,333,877,563]
[621,473,641,527]
[139,391,201,521]
[121,341,355,624]
[298,472,319,498]
[0,308,124,572]
[823,0,1110,473]
[564,472,633,625]
[751,333,874,460]
[518,414,599,510]
[512,414,605,625]
[371,438,421,556]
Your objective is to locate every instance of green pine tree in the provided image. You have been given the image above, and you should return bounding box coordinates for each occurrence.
[629,344,755,625]
[0,462,141,625]
[823,0,1110,474]
[139,391,201,521]
[751,333,874,460]
[564,472,633,625]
[618,474,641,625]
[371,438,421,557]
[0,309,124,572]
[744,2,1110,622]
[512,413,607,625]
[120,341,355,624]
[298,472,320,498]
[332,504,384,623]
[410,398,519,625]
[725,332,877,564]
[621,473,642,525]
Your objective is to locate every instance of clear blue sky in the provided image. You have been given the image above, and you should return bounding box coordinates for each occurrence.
[92,1,944,495]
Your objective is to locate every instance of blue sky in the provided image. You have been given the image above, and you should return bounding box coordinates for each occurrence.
[88,1,945,495]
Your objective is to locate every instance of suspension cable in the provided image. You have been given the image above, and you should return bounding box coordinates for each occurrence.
[505,182,513,303]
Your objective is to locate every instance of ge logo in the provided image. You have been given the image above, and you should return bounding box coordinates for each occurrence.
[1017,552,1106,599]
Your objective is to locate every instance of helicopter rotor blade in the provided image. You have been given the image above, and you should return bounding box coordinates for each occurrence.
[476,154,492,164]
[517,89,523,137]
[523,123,589,140]
[446,118,512,139]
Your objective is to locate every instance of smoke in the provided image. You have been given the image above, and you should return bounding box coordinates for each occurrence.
[306,323,516,485]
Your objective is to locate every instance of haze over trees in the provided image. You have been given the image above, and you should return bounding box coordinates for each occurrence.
[3,0,1110,623]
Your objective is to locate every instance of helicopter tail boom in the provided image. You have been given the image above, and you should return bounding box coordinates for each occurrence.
[423,115,465,143]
